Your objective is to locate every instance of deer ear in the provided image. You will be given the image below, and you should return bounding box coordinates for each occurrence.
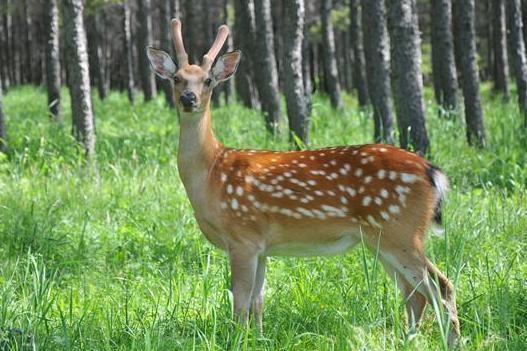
[147,47,177,79]
[212,50,241,83]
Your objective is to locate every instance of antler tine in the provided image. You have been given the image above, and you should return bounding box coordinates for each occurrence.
[171,19,189,67]
[201,25,230,70]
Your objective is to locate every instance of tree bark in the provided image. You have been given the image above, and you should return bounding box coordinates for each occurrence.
[222,0,234,104]
[44,0,62,122]
[430,0,459,111]
[283,0,310,147]
[234,0,259,108]
[61,0,96,159]
[160,0,176,108]
[87,11,108,101]
[123,0,135,104]
[389,0,429,155]
[349,0,369,107]
[321,0,343,109]
[507,0,527,127]
[361,0,394,144]
[137,0,156,101]
[454,0,486,147]
[492,0,510,98]
[0,83,6,153]
[254,0,282,133]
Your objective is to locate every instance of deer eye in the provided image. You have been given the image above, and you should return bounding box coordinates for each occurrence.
[204,78,212,86]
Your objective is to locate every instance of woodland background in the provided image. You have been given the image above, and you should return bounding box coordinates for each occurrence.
[0,0,526,350]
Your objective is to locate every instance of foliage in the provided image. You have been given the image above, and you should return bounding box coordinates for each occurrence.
[0,86,526,350]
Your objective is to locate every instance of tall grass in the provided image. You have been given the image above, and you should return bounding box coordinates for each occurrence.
[0,85,525,350]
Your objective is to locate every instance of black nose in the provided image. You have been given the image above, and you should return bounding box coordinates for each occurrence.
[180,92,197,107]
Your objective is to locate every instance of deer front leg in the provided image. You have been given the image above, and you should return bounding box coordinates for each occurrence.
[229,246,259,325]
[250,256,267,334]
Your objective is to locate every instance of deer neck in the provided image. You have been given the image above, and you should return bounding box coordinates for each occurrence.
[177,103,223,206]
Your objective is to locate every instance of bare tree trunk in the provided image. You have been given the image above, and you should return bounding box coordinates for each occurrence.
[431,0,458,111]
[254,0,282,134]
[160,0,176,108]
[349,0,369,107]
[389,0,429,155]
[361,0,394,144]
[283,0,310,147]
[507,0,527,127]
[234,0,259,108]
[492,0,510,98]
[137,0,156,101]
[0,84,6,153]
[44,0,61,122]
[61,0,96,159]
[87,11,108,101]
[22,0,32,84]
[454,0,486,147]
[222,0,234,104]
[123,0,135,104]
[321,0,343,109]
[302,21,312,97]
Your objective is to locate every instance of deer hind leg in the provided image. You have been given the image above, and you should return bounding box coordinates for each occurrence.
[382,249,460,346]
[250,256,267,334]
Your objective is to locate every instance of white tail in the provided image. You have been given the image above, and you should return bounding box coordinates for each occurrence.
[146,19,460,346]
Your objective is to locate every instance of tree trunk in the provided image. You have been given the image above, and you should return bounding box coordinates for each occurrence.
[160,0,176,108]
[44,0,62,122]
[87,12,108,101]
[61,0,96,159]
[321,0,343,109]
[349,0,369,107]
[22,0,32,84]
[361,0,394,144]
[507,0,527,127]
[234,0,259,108]
[123,0,135,104]
[137,0,156,101]
[492,0,510,98]
[254,0,282,134]
[430,0,459,111]
[454,0,486,147]
[222,0,234,104]
[389,0,429,155]
[0,84,6,153]
[283,0,310,147]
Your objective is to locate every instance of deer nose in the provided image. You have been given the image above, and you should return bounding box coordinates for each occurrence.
[180,91,197,107]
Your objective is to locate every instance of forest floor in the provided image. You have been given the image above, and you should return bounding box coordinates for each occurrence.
[0,85,526,350]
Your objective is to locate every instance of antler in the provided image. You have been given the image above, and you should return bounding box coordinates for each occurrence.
[171,19,189,67]
[201,25,230,70]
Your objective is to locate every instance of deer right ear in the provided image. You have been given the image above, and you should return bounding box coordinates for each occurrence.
[147,47,177,80]
[212,50,242,83]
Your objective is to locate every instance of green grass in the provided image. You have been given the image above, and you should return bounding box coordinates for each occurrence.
[0,85,526,350]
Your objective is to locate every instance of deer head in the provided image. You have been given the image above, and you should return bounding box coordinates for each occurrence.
[147,19,241,114]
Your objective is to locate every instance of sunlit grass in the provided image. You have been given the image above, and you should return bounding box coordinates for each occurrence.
[0,85,526,350]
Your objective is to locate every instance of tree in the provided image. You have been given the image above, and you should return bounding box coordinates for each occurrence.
[389,0,429,155]
[0,83,6,153]
[361,0,394,144]
[233,0,259,108]
[349,0,368,107]
[283,0,310,146]
[87,9,108,100]
[61,0,96,159]
[454,0,486,147]
[137,0,156,101]
[430,0,458,111]
[44,0,61,122]
[507,0,527,127]
[254,0,282,133]
[321,0,343,109]
[492,0,509,99]
[160,0,175,108]
[122,0,135,104]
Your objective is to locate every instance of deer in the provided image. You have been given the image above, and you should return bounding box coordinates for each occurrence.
[146,19,460,346]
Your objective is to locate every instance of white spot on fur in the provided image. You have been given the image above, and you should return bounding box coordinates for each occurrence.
[362,196,372,206]
[389,205,400,214]
[400,173,417,183]
[377,169,386,179]
[226,184,233,194]
[231,198,239,210]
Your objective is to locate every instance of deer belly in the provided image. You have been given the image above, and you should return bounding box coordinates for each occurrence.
[265,234,359,257]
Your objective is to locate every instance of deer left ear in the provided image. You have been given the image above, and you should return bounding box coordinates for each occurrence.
[147,47,177,80]
[212,50,242,83]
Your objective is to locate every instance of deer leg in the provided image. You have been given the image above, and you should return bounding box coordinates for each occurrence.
[229,246,258,325]
[382,250,460,347]
[250,256,267,334]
